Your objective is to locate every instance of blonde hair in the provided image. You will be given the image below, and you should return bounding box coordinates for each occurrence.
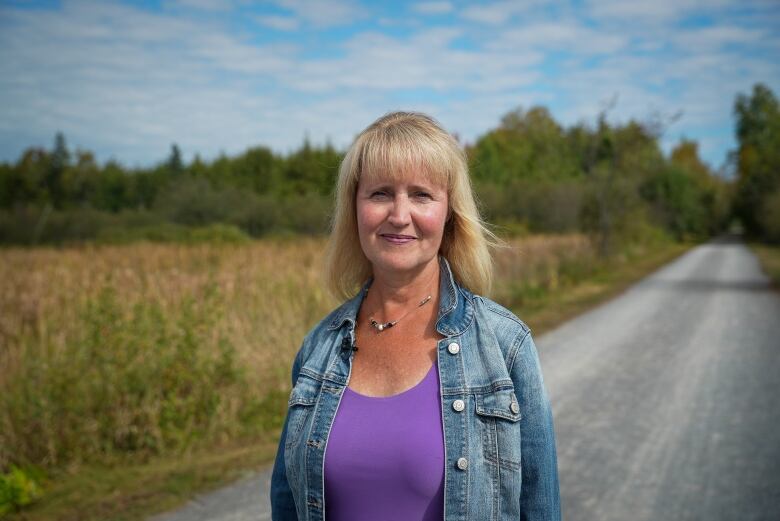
[324,111,500,301]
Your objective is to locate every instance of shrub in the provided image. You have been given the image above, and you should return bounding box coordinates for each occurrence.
[0,465,44,515]
[758,189,780,244]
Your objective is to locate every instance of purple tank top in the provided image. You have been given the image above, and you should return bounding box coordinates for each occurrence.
[324,362,445,521]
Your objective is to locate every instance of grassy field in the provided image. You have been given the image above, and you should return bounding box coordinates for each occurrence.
[749,242,780,287]
[0,234,692,520]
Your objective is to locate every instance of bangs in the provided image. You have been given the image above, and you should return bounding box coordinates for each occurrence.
[356,125,453,190]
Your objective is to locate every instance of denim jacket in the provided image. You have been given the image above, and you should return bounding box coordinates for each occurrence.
[271,256,560,520]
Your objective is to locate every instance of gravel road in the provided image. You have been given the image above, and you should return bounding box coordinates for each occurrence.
[150,238,780,521]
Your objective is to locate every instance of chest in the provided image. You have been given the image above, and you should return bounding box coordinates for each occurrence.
[348,317,444,397]
[284,327,527,521]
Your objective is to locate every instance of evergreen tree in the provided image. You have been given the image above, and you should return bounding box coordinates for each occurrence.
[47,132,70,208]
[167,143,183,175]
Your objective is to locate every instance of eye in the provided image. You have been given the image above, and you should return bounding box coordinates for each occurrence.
[414,191,433,200]
[370,190,389,199]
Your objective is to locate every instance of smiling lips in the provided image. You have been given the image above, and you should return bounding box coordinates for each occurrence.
[380,233,416,244]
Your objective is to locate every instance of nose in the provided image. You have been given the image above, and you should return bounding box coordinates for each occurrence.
[387,193,411,228]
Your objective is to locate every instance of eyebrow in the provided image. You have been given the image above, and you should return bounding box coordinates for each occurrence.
[364,182,438,192]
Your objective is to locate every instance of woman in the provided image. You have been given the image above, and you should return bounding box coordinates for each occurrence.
[271,112,560,520]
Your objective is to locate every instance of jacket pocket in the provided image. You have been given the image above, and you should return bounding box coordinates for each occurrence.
[475,389,522,470]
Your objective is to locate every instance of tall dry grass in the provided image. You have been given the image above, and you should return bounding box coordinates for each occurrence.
[0,235,593,472]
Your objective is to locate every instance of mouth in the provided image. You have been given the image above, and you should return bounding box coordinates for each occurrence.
[380,233,417,244]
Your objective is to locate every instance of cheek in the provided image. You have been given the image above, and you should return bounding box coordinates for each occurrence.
[418,206,448,236]
[356,202,383,233]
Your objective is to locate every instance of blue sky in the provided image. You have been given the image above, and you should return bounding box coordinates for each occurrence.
[1,0,778,172]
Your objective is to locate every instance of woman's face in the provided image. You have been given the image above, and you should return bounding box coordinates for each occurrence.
[356,171,449,278]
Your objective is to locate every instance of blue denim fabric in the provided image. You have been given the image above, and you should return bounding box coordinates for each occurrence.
[271,256,560,520]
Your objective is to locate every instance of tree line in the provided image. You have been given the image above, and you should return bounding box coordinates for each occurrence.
[732,84,780,243]
[1,83,778,248]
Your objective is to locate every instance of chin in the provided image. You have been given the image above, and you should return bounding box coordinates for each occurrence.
[372,250,436,274]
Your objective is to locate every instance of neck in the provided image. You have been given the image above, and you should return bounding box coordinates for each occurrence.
[367,257,441,319]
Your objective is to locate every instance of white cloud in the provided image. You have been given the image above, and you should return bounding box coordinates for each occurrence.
[0,0,778,169]
[165,0,233,11]
[0,1,299,162]
[461,0,544,25]
[273,0,366,27]
[489,22,627,54]
[585,0,732,24]
[282,28,541,93]
[255,14,300,31]
[412,2,454,15]
[674,25,765,51]
[0,0,544,164]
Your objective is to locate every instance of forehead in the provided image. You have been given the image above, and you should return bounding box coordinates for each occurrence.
[356,129,452,191]
[358,167,445,190]
[358,150,450,192]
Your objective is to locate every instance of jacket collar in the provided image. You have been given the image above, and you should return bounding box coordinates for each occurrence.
[327,255,473,337]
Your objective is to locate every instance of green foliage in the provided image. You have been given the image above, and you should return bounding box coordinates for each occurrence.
[188,223,251,244]
[155,176,247,227]
[167,144,184,175]
[758,189,780,244]
[278,139,341,196]
[0,103,734,246]
[0,287,263,469]
[469,106,581,183]
[469,103,730,255]
[96,222,250,245]
[224,146,278,193]
[1,148,51,207]
[95,221,194,244]
[491,218,531,237]
[47,132,70,208]
[733,83,780,240]
[750,242,780,285]
[0,205,106,244]
[579,163,644,255]
[577,118,666,256]
[476,179,586,233]
[641,166,707,239]
[95,161,131,211]
[0,465,44,515]
[0,206,162,245]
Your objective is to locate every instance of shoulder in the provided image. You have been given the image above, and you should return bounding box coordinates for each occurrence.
[473,293,531,334]
[456,285,533,360]
[467,288,531,339]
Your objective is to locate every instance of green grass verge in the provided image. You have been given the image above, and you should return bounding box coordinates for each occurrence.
[513,242,694,335]
[748,242,780,288]
[3,439,279,521]
[4,240,695,521]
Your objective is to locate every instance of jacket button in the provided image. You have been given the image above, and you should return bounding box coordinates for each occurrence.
[452,399,465,412]
[447,342,460,355]
[510,401,520,414]
[456,457,468,470]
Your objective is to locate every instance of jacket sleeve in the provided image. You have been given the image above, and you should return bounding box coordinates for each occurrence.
[509,329,561,521]
[270,349,303,521]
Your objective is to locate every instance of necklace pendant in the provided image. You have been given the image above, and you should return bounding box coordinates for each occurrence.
[370,318,384,332]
